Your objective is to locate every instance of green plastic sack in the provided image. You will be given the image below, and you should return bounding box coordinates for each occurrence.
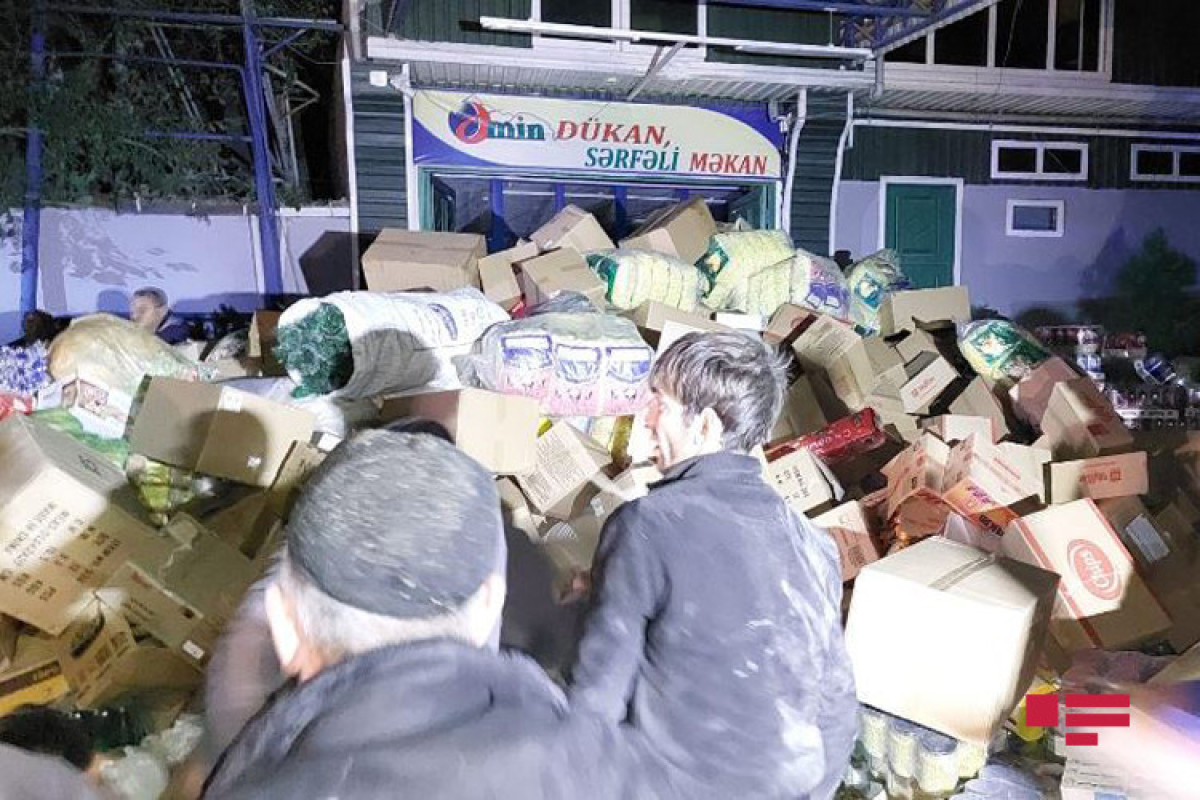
[958,320,1051,385]
[739,259,793,318]
[845,249,910,334]
[587,250,704,312]
[273,303,354,398]
[31,408,130,467]
[697,230,794,310]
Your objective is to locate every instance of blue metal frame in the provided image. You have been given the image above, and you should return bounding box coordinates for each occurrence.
[488,179,507,253]
[240,6,284,297]
[20,5,45,316]
[869,0,995,51]
[707,0,932,17]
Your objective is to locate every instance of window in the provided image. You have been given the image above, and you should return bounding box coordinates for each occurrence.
[996,0,1050,69]
[1007,200,1065,237]
[991,140,1089,181]
[1131,145,1200,183]
[535,0,703,34]
[934,10,989,66]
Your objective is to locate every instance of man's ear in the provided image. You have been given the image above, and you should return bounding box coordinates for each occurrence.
[265,583,302,675]
[697,407,726,449]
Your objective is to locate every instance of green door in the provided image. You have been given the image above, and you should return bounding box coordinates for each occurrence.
[884,183,957,289]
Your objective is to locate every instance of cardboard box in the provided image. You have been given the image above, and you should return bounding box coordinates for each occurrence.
[629,302,727,348]
[1043,379,1134,459]
[997,441,1052,503]
[209,357,264,380]
[516,422,612,520]
[518,249,607,309]
[130,378,316,488]
[845,537,1059,744]
[379,388,540,476]
[0,614,16,671]
[0,635,68,715]
[950,378,1010,440]
[883,433,951,519]
[771,375,828,444]
[879,286,971,336]
[1098,496,1179,570]
[263,441,327,520]
[0,417,165,635]
[478,243,537,311]
[942,434,1041,537]
[941,512,1000,553]
[98,514,257,669]
[497,477,544,542]
[763,304,817,347]
[712,312,766,332]
[1010,357,1078,426]
[767,447,844,516]
[619,198,716,265]
[900,352,959,415]
[656,318,737,356]
[1002,500,1172,653]
[923,414,997,445]
[1049,452,1149,504]
[892,328,940,364]
[813,501,880,582]
[790,314,861,372]
[828,337,907,411]
[248,310,285,376]
[362,230,485,292]
[530,205,615,254]
[40,371,134,439]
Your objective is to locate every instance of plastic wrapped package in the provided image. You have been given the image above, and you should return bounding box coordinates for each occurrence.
[126,454,219,526]
[48,314,212,397]
[697,230,794,310]
[0,341,51,396]
[466,312,654,417]
[789,249,850,320]
[276,288,508,400]
[586,249,704,312]
[31,408,130,466]
[219,376,379,439]
[739,258,792,318]
[845,249,910,333]
[958,320,1051,385]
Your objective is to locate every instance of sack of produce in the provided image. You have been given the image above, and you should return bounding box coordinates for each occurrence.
[219,376,379,439]
[789,249,850,320]
[586,249,704,312]
[467,312,653,417]
[958,320,1052,385]
[276,288,508,400]
[697,230,794,310]
[845,249,910,334]
[49,314,210,397]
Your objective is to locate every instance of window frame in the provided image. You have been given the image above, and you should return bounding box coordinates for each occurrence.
[529,0,709,58]
[991,139,1090,182]
[1130,144,1200,185]
[1006,199,1065,238]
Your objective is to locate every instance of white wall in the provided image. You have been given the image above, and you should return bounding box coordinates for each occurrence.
[1,206,351,342]
[833,181,1200,318]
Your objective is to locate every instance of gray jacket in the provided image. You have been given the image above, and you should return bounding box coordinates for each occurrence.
[571,452,859,799]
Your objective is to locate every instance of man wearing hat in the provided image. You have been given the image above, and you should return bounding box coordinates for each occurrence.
[202,429,585,798]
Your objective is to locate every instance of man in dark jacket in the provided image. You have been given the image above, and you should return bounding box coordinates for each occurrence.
[130,287,190,344]
[202,429,593,799]
[571,331,859,799]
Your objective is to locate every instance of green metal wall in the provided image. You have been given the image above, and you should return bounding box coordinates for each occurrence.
[351,63,408,233]
[791,93,848,256]
[844,126,1200,190]
[367,0,532,46]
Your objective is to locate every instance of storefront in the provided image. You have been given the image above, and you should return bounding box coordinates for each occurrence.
[408,90,785,250]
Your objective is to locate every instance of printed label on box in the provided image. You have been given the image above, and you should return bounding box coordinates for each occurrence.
[1124,515,1169,564]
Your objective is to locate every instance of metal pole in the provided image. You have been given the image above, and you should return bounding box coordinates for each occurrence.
[21,3,46,316]
[241,1,283,297]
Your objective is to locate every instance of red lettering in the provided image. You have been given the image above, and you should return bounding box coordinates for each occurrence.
[622,126,642,145]
[555,120,578,141]
[752,155,768,175]
[645,125,666,146]
[601,123,623,142]
[689,152,710,172]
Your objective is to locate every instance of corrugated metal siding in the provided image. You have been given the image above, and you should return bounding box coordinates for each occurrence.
[1112,0,1200,88]
[381,0,531,47]
[351,63,409,233]
[844,126,1200,190]
[791,93,847,255]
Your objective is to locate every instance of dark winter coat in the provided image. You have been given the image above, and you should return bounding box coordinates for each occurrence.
[570,451,860,800]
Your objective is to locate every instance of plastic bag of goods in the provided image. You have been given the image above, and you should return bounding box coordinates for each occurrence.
[0,391,34,421]
[844,249,910,334]
[219,376,379,439]
[467,312,654,417]
[126,454,219,527]
[586,249,704,312]
[275,288,508,400]
[789,249,850,320]
[49,314,212,397]
[697,230,794,310]
[0,341,51,397]
[958,320,1051,385]
[31,408,130,467]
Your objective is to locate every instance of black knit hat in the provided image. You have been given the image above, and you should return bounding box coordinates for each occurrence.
[287,428,502,618]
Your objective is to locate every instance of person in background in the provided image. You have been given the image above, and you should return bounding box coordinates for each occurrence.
[202,429,590,799]
[0,706,104,800]
[7,309,59,347]
[130,287,190,344]
[570,331,859,799]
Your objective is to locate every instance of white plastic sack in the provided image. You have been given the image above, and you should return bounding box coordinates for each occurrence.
[697,230,794,310]
[789,248,850,320]
[221,376,379,438]
[278,288,508,399]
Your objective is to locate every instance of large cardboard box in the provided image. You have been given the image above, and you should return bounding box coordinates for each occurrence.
[130,378,315,488]
[997,441,1052,503]
[1010,357,1078,426]
[248,311,285,376]
[629,302,727,348]
[363,230,485,292]
[813,501,880,582]
[1002,500,1172,653]
[878,286,971,336]
[1042,379,1134,459]
[827,337,907,411]
[518,249,607,309]
[0,417,164,634]
[845,537,1059,744]
[764,304,817,347]
[497,477,544,542]
[771,375,828,444]
[531,205,615,254]
[97,514,257,670]
[899,352,959,415]
[1098,496,1180,570]
[1049,452,1149,504]
[941,434,1040,537]
[950,378,1011,441]
[883,432,951,519]
[655,318,737,356]
[0,635,68,715]
[264,441,327,520]
[923,414,997,445]
[516,422,612,520]
[790,314,861,372]
[619,198,716,265]
[767,447,844,516]
[478,242,537,311]
[379,389,540,476]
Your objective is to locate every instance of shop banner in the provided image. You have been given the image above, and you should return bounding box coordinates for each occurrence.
[412,90,783,180]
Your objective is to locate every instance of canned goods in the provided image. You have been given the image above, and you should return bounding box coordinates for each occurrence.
[886,769,917,800]
[956,741,988,779]
[916,732,960,795]
[860,707,889,760]
[888,719,921,779]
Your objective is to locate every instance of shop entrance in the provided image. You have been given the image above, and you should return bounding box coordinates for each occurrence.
[419,170,776,252]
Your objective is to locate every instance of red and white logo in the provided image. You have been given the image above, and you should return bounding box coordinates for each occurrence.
[1067,539,1122,601]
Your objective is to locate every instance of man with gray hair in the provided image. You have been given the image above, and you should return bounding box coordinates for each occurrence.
[202,429,584,798]
[570,331,858,799]
[130,287,190,344]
